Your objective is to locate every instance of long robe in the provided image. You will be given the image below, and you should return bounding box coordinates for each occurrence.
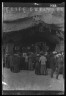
[50,55,56,77]
[56,55,64,79]
[28,55,34,70]
[35,56,41,74]
[5,54,10,68]
[10,54,20,73]
[20,56,25,70]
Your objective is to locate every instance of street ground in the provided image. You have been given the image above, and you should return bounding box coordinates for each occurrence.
[3,68,64,91]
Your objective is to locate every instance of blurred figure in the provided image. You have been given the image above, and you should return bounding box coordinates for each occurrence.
[33,52,36,69]
[55,53,64,79]
[44,51,48,74]
[63,54,64,78]
[35,54,40,75]
[25,53,29,70]
[20,53,25,70]
[50,52,56,78]
[46,52,50,69]
[39,53,47,75]
[23,52,27,58]
[35,45,40,54]
[28,52,34,70]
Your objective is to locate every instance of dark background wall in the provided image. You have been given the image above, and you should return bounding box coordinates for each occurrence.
[3,25,60,51]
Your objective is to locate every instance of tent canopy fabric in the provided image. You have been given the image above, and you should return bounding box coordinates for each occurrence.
[3,7,64,32]
[3,24,60,45]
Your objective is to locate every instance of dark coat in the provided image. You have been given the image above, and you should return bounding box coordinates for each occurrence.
[35,56,41,74]
[50,54,56,69]
[20,56,25,70]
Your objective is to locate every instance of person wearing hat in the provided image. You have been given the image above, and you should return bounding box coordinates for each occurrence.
[56,53,64,79]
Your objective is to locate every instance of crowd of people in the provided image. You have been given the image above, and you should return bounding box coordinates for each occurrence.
[20,49,64,79]
[3,42,64,79]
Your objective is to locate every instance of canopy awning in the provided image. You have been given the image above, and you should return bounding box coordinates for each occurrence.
[3,18,34,32]
[3,7,64,32]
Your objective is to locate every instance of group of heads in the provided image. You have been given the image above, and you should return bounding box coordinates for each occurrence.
[52,51,64,58]
[36,51,47,57]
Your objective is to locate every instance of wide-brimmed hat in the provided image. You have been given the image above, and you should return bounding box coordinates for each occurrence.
[55,53,61,57]
[53,51,57,54]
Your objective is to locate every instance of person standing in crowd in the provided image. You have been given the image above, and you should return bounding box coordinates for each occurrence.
[62,53,64,78]
[25,53,28,70]
[61,52,64,78]
[55,53,64,79]
[35,54,40,75]
[31,52,35,69]
[28,52,33,70]
[39,53,47,75]
[50,52,56,78]
[20,53,25,70]
[22,52,26,70]
[44,51,48,74]
[46,52,50,70]
[33,52,36,69]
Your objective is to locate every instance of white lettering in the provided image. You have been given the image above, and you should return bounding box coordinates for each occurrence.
[50,4,56,7]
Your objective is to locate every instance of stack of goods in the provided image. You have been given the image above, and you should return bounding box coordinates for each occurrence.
[10,54,20,73]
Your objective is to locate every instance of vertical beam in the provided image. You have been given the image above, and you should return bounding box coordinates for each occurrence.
[2,2,4,80]
[2,2,4,93]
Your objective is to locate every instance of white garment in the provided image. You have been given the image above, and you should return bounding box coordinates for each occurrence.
[39,56,47,65]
